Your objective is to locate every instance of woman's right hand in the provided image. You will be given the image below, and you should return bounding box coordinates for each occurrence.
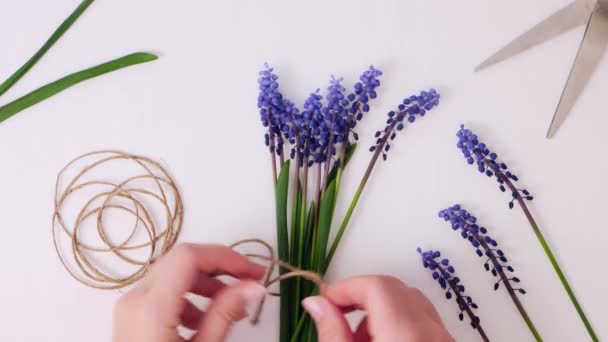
[303,276,454,342]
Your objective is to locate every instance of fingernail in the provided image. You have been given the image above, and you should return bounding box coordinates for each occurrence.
[241,281,267,302]
[302,297,324,320]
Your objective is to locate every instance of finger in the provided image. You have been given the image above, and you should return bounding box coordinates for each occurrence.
[302,296,354,342]
[180,299,204,330]
[323,276,415,340]
[324,275,408,314]
[146,244,265,325]
[194,281,267,342]
[353,316,371,342]
[190,274,226,298]
[409,287,443,322]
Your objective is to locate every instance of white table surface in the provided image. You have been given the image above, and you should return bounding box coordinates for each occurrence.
[1,0,606,341]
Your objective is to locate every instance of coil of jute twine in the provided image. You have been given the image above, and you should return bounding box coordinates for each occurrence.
[52,150,185,289]
[52,151,326,323]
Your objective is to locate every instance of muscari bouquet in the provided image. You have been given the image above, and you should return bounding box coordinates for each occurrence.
[257,64,440,341]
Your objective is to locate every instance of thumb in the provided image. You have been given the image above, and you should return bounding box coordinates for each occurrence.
[194,281,266,342]
[302,296,354,342]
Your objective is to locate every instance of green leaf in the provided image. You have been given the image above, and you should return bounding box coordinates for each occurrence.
[302,202,315,270]
[0,0,94,97]
[275,160,292,341]
[292,182,306,330]
[0,52,158,124]
[315,179,336,272]
[301,202,316,298]
[327,143,357,183]
[289,182,302,265]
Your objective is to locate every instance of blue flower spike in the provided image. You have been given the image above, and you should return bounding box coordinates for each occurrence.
[257,63,284,155]
[257,63,300,159]
[299,89,325,167]
[370,89,440,160]
[456,125,534,209]
[346,66,383,141]
[438,205,528,294]
[418,248,490,342]
[438,205,542,340]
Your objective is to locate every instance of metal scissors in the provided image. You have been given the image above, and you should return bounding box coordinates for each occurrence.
[476,0,608,138]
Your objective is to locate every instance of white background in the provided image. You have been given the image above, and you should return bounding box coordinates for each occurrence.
[0,0,606,341]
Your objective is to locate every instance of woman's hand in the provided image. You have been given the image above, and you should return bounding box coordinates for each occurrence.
[303,276,454,342]
[112,243,267,342]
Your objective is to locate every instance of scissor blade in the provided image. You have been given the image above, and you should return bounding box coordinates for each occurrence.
[547,8,608,138]
[476,0,591,72]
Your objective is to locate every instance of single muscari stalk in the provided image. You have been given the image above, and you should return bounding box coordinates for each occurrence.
[0,0,94,97]
[323,89,440,272]
[418,248,490,342]
[320,76,345,196]
[325,66,382,216]
[456,125,598,342]
[0,53,158,123]
[258,64,300,341]
[439,205,541,341]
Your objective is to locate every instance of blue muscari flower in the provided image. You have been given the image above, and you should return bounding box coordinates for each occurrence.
[281,99,301,157]
[369,89,440,160]
[325,76,349,141]
[298,89,325,166]
[456,125,534,209]
[438,205,527,295]
[346,66,383,140]
[313,76,349,164]
[258,63,290,155]
[418,248,482,328]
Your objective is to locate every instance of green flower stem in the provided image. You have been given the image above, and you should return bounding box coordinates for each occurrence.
[0,0,94,97]
[289,143,302,327]
[290,314,308,342]
[331,147,346,214]
[276,161,292,342]
[294,159,309,326]
[0,52,158,123]
[324,122,396,273]
[485,160,598,342]
[523,211,596,342]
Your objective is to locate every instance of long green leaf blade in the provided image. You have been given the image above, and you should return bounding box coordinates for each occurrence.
[290,183,302,265]
[0,52,158,123]
[0,0,95,97]
[315,179,336,272]
[275,161,292,342]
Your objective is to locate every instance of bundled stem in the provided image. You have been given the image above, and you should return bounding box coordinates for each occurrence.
[290,151,302,325]
[321,133,335,195]
[483,160,598,342]
[275,162,292,342]
[269,133,278,186]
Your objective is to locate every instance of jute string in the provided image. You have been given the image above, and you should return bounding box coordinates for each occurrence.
[52,151,326,323]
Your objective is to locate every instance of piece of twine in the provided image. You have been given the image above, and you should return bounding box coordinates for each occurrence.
[52,151,326,324]
[230,239,326,324]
